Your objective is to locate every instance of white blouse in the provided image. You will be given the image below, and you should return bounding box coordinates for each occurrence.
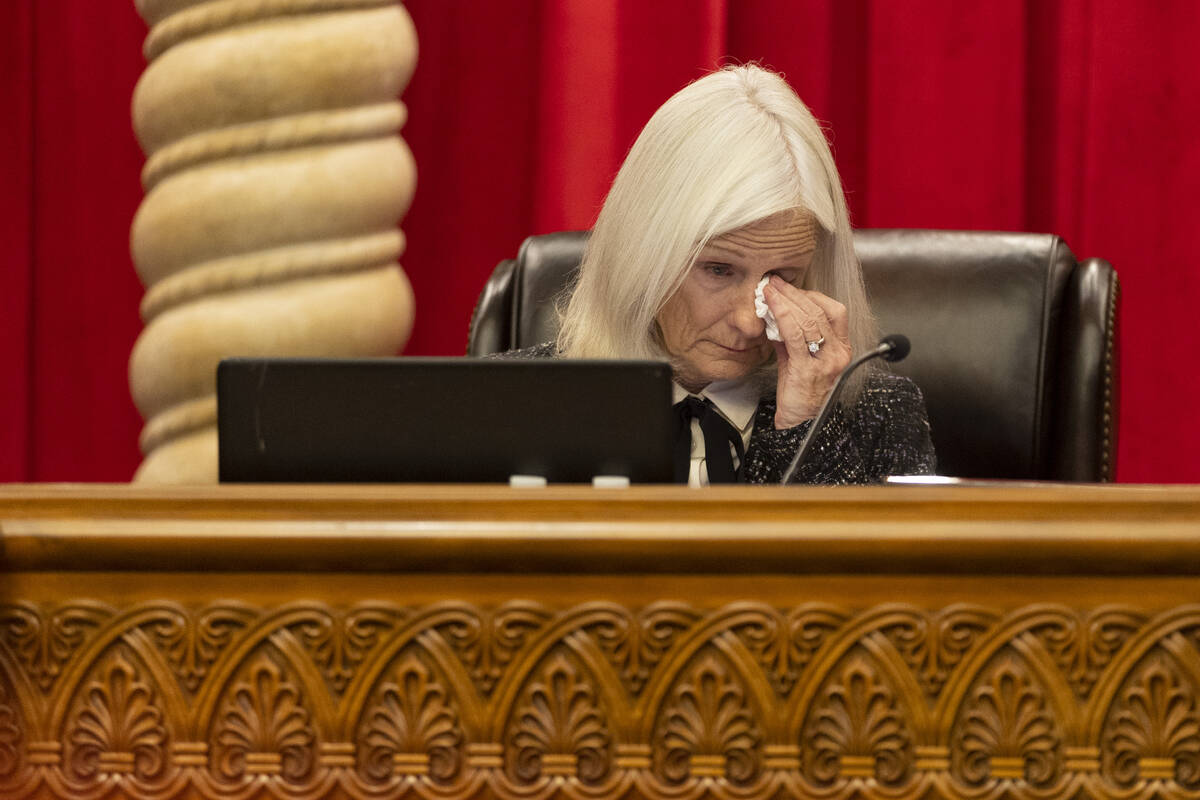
[672,379,760,487]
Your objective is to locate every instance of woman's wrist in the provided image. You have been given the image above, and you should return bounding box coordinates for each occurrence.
[774,409,816,429]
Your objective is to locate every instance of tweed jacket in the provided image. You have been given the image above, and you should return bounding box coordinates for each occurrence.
[496,343,936,485]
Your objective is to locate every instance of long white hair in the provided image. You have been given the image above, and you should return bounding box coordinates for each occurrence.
[557,64,878,399]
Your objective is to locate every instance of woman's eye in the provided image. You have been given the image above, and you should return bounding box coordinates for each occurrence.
[703,262,733,277]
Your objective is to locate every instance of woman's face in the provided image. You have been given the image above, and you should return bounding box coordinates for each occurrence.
[657,212,817,392]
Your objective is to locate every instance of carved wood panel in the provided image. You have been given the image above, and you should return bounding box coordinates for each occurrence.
[2,600,1200,798]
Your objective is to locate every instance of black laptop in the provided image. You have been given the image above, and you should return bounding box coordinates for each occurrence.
[217,357,675,483]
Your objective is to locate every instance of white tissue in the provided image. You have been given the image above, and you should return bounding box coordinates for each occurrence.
[754,277,781,342]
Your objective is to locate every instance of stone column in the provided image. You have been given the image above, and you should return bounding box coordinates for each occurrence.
[129,0,418,482]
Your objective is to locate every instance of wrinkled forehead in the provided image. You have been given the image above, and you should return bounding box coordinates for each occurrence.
[705,209,818,256]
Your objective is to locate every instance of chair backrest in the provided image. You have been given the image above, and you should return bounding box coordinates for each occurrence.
[468,229,1119,481]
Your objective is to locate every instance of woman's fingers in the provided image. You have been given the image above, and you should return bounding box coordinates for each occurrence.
[763,277,814,345]
[791,293,839,350]
[764,277,853,428]
[798,287,850,343]
[765,277,847,355]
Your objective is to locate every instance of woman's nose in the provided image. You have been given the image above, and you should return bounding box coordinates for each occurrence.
[729,286,766,337]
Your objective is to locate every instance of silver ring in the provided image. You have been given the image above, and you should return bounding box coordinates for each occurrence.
[807,337,825,355]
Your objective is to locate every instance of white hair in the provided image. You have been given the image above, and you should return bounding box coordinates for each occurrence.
[557,64,879,400]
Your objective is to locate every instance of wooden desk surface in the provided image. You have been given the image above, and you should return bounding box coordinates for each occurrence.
[1,483,1198,799]
[4,482,1200,573]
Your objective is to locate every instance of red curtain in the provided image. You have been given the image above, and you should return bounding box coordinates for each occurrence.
[0,1,147,483]
[3,1,1198,482]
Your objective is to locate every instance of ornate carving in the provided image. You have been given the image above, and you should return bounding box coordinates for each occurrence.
[293,606,398,693]
[0,603,111,692]
[1033,608,1144,697]
[806,652,911,786]
[882,606,996,698]
[357,651,463,783]
[437,602,552,696]
[954,652,1060,786]
[656,651,761,785]
[0,680,22,779]
[1104,650,1200,788]
[507,651,610,783]
[211,654,315,783]
[8,597,1200,798]
[733,604,848,695]
[65,650,167,781]
[149,604,254,692]
[587,603,697,695]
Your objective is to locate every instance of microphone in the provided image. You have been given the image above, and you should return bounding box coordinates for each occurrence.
[878,333,910,362]
[778,335,910,484]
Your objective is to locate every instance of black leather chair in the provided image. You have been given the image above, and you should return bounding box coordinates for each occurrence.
[469,230,1119,481]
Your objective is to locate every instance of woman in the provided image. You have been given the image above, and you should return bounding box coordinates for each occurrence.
[516,65,934,484]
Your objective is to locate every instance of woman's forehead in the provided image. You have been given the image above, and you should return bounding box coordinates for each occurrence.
[706,211,818,257]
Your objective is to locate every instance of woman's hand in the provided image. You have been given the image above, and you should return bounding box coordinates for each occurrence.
[763,275,852,428]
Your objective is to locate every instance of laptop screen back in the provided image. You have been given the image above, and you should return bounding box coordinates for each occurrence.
[217,357,675,483]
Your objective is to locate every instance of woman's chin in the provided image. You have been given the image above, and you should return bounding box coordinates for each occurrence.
[699,361,758,386]
[672,348,767,389]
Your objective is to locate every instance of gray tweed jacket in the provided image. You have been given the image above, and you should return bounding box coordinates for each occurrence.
[495,343,936,484]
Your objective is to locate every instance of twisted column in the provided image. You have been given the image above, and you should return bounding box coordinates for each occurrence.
[129,0,417,482]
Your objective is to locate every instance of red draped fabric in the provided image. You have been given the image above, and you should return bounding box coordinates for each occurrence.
[2,1,1197,482]
[0,1,147,483]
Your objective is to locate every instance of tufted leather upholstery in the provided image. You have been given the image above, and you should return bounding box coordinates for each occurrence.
[468,230,1119,481]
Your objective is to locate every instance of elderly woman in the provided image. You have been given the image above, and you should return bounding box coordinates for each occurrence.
[514,65,934,485]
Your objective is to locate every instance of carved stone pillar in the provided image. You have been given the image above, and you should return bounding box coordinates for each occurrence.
[129,0,418,482]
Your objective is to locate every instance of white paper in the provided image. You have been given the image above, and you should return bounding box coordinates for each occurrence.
[754,277,781,341]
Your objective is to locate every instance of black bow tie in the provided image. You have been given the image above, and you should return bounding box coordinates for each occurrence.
[673,396,745,484]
